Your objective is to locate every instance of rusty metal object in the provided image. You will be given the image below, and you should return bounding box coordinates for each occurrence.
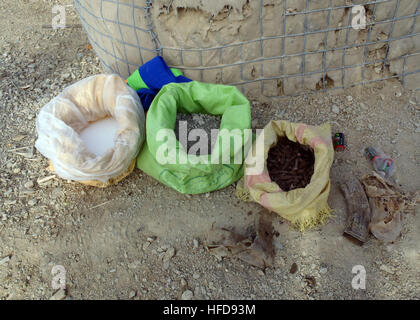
[340,176,371,245]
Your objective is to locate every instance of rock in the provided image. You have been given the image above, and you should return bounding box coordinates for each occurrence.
[163,247,175,263]
[163,261,170,270]
[50,289,66,300]
[193,273,200,279]
[28,199,37,206]
[346,95,353,102]
[37,175,56,184]
[162,247,175,269]
[201,286,207,296]
[180,278,187,287]
[320,267,328,274]
[142,242,151,251]
[12,135,26,142]
[380,264,394,274]
[161,244,170,251]
[275,256,285,266]
[24,181,34,189]
[367,124,373,130]
[129,290,136,299]
[274,241,283,250]
[0,255,11,265]
[181,290,193,300]
[290,263,298,274]
[257,270,265,276]
[193,239,199,249]
[331,105,340,114]
[208,282,216,291]
[194,286,201,297]
[395,91,402,97]
[4,200,16,206]
[128,260,142,269]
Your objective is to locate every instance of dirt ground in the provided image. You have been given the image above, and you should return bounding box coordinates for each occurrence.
[0,0,419,300]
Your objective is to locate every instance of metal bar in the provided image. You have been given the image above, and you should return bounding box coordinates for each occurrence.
[382,0,401,85]
[322,0,333,89]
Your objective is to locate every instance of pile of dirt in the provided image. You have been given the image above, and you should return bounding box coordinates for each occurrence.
[267,137,315,191]
[174,113,221,155]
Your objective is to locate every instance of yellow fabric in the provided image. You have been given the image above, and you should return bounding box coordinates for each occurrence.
[236,120,334,231]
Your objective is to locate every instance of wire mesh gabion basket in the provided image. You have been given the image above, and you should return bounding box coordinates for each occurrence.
[74,0,420,99]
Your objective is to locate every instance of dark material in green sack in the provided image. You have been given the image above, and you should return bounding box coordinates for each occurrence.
[137,81,251,194]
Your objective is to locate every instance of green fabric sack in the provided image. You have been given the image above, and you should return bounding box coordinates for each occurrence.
[137,81,251,194]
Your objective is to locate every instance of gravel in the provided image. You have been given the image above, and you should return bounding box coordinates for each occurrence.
[174,113,221,155]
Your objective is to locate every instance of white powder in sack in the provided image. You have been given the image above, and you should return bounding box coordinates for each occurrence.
[80,118,118,156]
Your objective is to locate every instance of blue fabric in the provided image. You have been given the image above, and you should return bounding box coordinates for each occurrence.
[136,56,191,111]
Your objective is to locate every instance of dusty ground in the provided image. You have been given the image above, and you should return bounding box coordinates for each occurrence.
[0,0,419,300]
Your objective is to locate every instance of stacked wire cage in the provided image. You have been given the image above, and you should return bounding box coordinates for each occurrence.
[74,0,420,98]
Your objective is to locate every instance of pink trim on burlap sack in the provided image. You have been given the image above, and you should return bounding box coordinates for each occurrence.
[296,124,308,144]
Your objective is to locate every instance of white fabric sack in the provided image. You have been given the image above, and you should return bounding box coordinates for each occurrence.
[35,74,145,183]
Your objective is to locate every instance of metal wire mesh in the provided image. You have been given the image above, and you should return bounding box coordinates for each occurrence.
[74,0,420,97]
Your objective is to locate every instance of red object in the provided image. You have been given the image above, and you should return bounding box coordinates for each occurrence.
[334,144,346,151]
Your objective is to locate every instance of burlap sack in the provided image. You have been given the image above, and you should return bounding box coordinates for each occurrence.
[237,120,334,231]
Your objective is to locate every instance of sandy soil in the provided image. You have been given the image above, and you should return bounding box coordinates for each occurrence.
[0,0,419,300]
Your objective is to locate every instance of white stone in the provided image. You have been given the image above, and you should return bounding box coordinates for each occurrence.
[331,105,339,114]
[0,256,10,265]
[181,290,193,300]
[24,181,34,189]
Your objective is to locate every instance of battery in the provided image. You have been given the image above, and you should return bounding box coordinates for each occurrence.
[333,133,346,151]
